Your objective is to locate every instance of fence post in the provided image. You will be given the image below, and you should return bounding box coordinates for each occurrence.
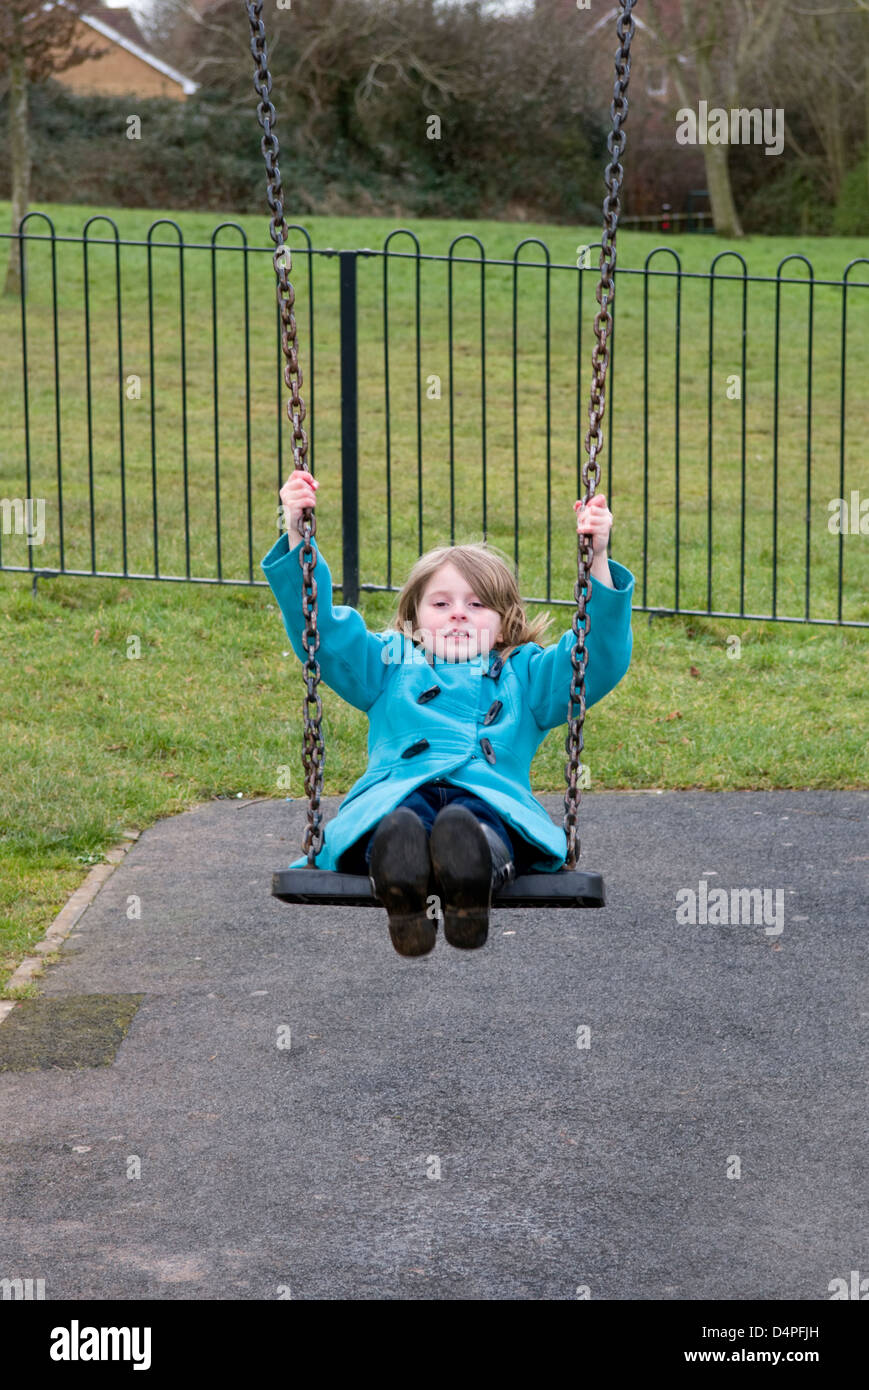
[339,250,359,608]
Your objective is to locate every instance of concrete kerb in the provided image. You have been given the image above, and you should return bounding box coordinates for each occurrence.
[0,830,141,1024]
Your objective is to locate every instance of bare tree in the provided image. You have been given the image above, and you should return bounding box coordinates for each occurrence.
[772,0,869,208]
[145,0,477,134]
[145,0,601,210]
[140,0,243,85]
[644,0,787,238]
[0,0,99,295]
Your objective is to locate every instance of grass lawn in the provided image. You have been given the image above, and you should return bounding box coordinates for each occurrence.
[1,202,867,994]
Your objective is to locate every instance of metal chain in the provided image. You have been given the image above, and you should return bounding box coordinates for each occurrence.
[563,0,636,870]
[246,0,324,863]
[245,0,633,871]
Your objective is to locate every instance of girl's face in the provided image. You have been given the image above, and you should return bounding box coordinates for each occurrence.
[415,561,504,662]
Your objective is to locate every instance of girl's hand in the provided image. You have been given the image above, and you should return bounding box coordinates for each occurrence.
[280,470,319,535]
[574,492,612,552]
[574,492,614,588]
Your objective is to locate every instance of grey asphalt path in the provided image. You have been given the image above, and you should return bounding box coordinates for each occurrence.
[0,790,866,1301]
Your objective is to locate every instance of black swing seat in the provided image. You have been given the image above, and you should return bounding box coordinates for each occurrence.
[271,867,605,909]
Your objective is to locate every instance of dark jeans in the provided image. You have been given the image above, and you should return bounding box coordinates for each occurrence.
[340,780,536,875]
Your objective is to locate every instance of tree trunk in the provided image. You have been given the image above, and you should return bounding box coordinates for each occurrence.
[4,50,30,299]
[694,50,743,240]
[702,139,744,239]
[865,22,869,211]
[645,1,745,239]
[826,48,846,203]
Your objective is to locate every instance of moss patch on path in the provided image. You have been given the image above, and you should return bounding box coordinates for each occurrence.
[0,994,144,1071]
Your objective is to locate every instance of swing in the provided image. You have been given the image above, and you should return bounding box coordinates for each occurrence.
[246,0,637,911]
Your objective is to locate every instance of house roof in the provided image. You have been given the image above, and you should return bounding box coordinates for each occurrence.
[79,3,146,47]
[50,2,200,95]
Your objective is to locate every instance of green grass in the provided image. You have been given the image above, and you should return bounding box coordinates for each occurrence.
[2,201,868,618]
[1,201,867,993]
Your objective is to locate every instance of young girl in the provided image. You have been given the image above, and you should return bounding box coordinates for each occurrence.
[262,472,634,959]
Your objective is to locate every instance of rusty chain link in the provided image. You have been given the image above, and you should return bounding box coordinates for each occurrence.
[246,0,324,863]
[563,0,636,870]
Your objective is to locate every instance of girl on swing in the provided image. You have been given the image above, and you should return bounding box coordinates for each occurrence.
[262,471,634,959]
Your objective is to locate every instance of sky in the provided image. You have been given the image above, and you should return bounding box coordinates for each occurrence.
[101,0,156,19]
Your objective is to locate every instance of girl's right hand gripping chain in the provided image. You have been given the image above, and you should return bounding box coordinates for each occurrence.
[280,472,319,536]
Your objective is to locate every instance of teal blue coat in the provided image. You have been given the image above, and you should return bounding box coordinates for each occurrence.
[262,533,635,873]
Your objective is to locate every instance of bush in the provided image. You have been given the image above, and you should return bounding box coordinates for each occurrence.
[739,162,835,236]
[832,158,869,236]
[0,84,267,213]
[0,80,610,225]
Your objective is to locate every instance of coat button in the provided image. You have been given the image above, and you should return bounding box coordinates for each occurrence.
[400,739,430,758]
[483,700,503,726]
[417,686,441,704]
[487,654,504,681]
[480,737,496,764]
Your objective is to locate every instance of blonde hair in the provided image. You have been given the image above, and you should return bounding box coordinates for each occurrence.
[385,541,553,661]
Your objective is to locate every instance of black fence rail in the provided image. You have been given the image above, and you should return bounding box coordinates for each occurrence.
[1,214,867,627]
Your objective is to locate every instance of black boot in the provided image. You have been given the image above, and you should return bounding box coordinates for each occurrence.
[482,822,517,896]
[368,809,438,957]
[429,806,515,950]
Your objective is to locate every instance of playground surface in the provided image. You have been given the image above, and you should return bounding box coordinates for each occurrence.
[0,789,865,1300]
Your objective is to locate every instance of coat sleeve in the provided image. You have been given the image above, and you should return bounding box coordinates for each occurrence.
[525,558,635,731]
[261,532,389,712]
